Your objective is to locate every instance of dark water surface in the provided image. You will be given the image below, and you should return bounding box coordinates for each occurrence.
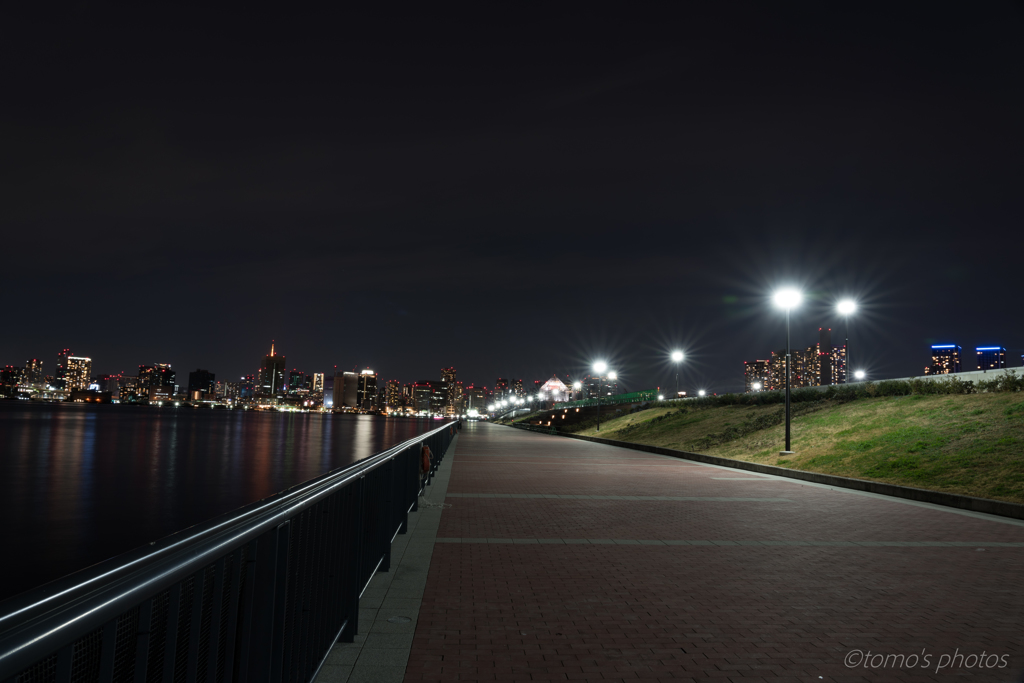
[0,403,437,602]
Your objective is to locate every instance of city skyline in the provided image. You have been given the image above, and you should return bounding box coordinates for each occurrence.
[2,5,1021,394]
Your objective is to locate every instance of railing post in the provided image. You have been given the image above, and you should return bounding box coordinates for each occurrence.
[341,476,365,643]
[239,522,290,683]
[380,460,393,572]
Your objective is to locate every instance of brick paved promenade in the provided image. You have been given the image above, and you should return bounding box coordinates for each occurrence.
[406,422,1024,682]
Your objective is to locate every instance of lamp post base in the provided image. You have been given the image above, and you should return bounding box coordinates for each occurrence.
[779,451,796,456]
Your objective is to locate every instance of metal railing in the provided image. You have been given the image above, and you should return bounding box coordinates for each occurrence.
[0,420,460,683]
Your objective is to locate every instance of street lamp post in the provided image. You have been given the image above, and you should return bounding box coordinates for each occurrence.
[838,300,856,383]
[671,350,684,399]
[593,361,607,431]
[773,289,802,453]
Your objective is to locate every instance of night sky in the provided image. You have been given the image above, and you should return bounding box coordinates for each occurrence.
[3,5,1022,394]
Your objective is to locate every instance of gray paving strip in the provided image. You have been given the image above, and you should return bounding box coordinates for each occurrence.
[710,477,772,480]
[314,435,457,683]
[446,492,793,502]
[434,537,1024,547]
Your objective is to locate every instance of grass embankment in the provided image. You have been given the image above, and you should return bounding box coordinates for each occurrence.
[574,394,1024,504]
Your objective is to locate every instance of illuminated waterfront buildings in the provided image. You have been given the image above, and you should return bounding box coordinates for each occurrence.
[65,356,92,392]
[925,345,962,375]
[258,343,286,396]
[494,378,509,401]
[977,347,1006,370]
[187,369,216,399]
[357,369,377,411]
[743,360,770,392]
[25,359,43,384]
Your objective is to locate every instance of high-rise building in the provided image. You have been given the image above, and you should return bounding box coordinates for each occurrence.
[977,347,1006,370]
[411,381,433,414]
[118,376,143,402]
[65,356,92,392]
[744,360,770,392]
[258,343,286,396]
[441,367,457,414]
[494,378,509,401]
[25,359,43,384]
[187,369,216,398]
[240,374,257,399]
[55,349,73,389]
[466,385,489,411]
[311,373,324,394]
[1,366,24,386]
[925,345,961,375]
[215,380,240,399]
[816,328,833,386]
[769,349,811,390]
[138,363,175,388]
[92,373,122,393]
[580,374,617,399]
[385,379,402,410]
[287,369,306,392]
[357,369,378,411]
[326,369,343,409]
[512,379,524,398]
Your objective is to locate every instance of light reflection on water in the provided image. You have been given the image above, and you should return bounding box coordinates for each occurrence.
[0,403,435,602]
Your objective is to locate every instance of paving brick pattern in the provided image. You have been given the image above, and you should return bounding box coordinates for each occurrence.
[407,424,1024,682]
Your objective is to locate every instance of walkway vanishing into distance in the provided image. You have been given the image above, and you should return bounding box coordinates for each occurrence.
[327,422,1024,682]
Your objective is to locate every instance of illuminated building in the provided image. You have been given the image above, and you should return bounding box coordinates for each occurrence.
[0,366,23,397]
[117,376,142,402]
[216,380,240,399]
[385,379,402,410]
[342,371,358,408]
[494,378,509,401]
[288,369,306,393]
[258,343,286,396]
[976,347,1006,370]
[925,345,961,375]
[743,360,770,392]
[65,356,92,392]
[411,381,434,413]
[139,363,176,390]
[581,374,617,399]
[466,385,489,411]
[188,369,216,399]
[512,379,524,398]
[92,374,122,393]
[55,349,72,389]
[357,369,377,411]
[240,374,257,399]
[538,375,569,401]
[442,367,458,415]
[327,370,344,409]
[769,349,811,390]
[25,359,43,384]
[311,373,324,394]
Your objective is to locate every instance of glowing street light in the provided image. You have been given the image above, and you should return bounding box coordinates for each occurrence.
[752,382,762,391]
[698,390,706,397]
[593,361,607,374]
[658,394,664,400]
[837,299,857,384]
[854,370,866,381]
[670,350,684,399]
[773,288,802,454]
[608,371,617,380]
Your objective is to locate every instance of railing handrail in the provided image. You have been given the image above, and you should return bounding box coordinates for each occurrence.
[0,420,458,674]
